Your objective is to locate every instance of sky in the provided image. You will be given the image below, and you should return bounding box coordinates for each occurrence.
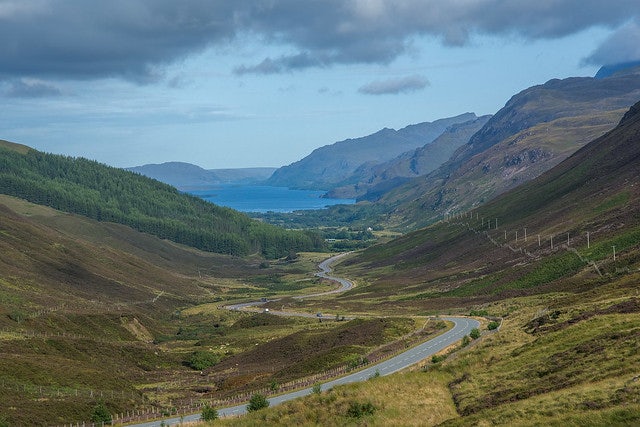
[1,1,640,169]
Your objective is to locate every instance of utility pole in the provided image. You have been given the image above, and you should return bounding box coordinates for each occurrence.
[515,230,518,242]
[524,228,527,242]
[567,232,570,246]
[538,234,541,247]
[613,245,616,261]
[495,218,498,229]
[587,232,590,249]
[551,235,554,249]
[504,230,507,240]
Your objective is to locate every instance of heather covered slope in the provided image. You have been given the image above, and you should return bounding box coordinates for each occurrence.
[0,195,258,424]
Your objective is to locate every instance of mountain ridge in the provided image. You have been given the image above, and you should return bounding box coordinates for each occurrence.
[127,162,276,188]
[266,112,478,190]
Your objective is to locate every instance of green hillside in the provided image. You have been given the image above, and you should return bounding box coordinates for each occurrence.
[0,141,323,258]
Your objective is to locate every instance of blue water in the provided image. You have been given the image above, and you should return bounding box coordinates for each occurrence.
[186,185,355,213]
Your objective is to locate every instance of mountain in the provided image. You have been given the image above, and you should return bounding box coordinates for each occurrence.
[326,115,492,199]
[377,70,640,229]
[127,162,276,188]
[0,141,322,258]
[266,113,478,190]
[343,98,640,299]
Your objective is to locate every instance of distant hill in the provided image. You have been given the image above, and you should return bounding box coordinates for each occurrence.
[127,162,276,188]
[378,70,640,229]
[326,115,491,199]
[0,141,322,258]
[266,113,478,190]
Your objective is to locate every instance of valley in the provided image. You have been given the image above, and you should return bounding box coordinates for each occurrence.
[1,68,640,426]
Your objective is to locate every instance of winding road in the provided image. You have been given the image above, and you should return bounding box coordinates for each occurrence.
[131,254,480,426]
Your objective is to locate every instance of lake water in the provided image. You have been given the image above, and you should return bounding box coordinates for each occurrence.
[186,185,355,213]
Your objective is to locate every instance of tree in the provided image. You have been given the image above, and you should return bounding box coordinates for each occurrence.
[90,402,112,425]
[469,327,481,339]
[201,405,218,421]
[246,393,269,412]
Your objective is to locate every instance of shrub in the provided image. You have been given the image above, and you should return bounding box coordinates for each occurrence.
[201,405,218,421]
[469,328,481,339]
[187,351,219,371]
[487,321,500,330]
[90,402,112,425]
[431,354,447,364]
[460,335,471,347]
[247,393,270,412]
[346,401,376,418]
[469,309,489,316]
[312,383,322,394]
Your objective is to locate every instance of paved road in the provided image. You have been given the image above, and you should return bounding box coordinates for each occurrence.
[130,254,479,426]
[224,252,354,319]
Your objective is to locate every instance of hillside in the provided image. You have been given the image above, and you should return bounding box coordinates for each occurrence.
[340,99,640,307]
[266,113,478,190]
[377,69,640,229]
[127,162,276,188]
[0,194,259,424]
[0,141,322,258]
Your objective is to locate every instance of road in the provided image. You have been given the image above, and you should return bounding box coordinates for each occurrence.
[224,252,354,319]
[130,254,479,426]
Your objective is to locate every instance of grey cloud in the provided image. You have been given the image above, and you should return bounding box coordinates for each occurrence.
[584,19,640,66]
[1,1,640,82]
[4,79,62,97]
[359,75,429,95]
[234,52,326,75]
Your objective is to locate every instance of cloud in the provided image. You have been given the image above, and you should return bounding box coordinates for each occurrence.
[1,1,640,81]
[359,75,429,95]
[583,19,640,66]
[234,52,326,75]
[4,78,63,97]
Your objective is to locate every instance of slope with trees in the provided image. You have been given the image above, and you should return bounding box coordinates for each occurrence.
[0,140,322,258]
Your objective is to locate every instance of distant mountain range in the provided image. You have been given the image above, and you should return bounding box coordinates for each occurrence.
[127,162,276,188]
[325,114,492,199]
[265,112,479,190]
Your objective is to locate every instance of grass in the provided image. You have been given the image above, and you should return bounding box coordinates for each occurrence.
[214,370,458,426]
